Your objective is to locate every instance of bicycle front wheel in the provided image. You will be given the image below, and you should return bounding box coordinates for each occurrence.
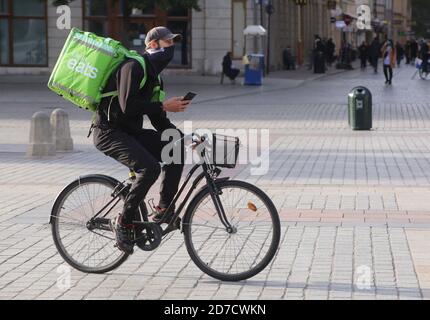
[183,180,281,281]
[51,175,129,273]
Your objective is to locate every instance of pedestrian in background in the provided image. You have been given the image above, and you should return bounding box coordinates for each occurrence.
[411,39,418,63]
[358,41,369,70]
[313,35,326,73]
[396,41,404,67]
[405,40,411,65]
[282,46,295,70]
[419,39,429,73]
[338,40,353,70]
[326,38,336,66]
[222,51,240,84]
[381,39,396,85]
[369,37,381,74]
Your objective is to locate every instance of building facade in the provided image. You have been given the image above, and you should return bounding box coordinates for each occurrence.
[392,0,412,42]
[0,0,412,76]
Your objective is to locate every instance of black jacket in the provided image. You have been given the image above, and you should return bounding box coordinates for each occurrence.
[359,44,368,59]
[420,43,429,59]
[369,40,381,58]
[222,54,233,73]
[94,54,176,136]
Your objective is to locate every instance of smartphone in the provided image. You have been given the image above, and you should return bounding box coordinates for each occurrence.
[182,92,197,101]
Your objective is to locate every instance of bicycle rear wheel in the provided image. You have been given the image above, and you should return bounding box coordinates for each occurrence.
[183,180,281,281]
[51,175,129,273]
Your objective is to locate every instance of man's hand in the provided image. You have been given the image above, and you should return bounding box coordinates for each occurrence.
[162,97,190,113]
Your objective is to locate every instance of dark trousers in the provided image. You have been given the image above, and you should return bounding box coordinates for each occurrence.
[383,64,393,82]
[313,51,326,73]
[360,57,367,69]
[423,54,429,73]
[93,127,184,224]
[224,68,240,81]
[371,57,378,73]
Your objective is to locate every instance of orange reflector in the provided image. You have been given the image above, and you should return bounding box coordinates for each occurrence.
[247,202,257,211]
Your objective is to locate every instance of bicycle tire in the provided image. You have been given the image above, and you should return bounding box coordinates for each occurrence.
[51,175,129,274]
[182,180,281,282]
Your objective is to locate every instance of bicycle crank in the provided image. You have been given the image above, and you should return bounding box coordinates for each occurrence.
[134,222,163,251]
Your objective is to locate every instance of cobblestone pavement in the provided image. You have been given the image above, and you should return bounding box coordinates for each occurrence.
[0,63,430,300]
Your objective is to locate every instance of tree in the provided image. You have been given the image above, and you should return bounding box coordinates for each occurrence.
[412,0,430,38]
[52,0,200,46]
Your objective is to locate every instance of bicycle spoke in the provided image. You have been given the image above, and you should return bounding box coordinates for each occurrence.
[53,180,126,272]
[182,223,225,230]
[186,183,279,279]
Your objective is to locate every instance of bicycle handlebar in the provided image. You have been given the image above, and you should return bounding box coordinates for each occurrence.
[174,132,207,148]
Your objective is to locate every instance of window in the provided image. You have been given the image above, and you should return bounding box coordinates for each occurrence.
[0,0,7,65]
[84,19,108,37]
[0,0,7,13]
[85,0,107,16]
[166,7,191,67]
[166,20,189,66]
[83,1,192,68]
[0,19,8,64]
[125,20,151,52]
[13,19,46,65]
[127,2,155,16]
[84,0,108,37]
[168,7,188,17]
[13,0,45,16]
[0,0,47,66]
[232,0,246,59]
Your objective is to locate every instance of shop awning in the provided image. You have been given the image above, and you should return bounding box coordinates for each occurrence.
[243,25,267,36]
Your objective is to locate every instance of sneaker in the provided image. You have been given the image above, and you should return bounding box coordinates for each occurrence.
[152,206,174,223]
[111,215,134,255]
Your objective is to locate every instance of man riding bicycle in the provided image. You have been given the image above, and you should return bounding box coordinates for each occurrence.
[92,27,190,254]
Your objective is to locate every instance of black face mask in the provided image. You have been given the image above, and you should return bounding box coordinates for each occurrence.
[146,45,175,74]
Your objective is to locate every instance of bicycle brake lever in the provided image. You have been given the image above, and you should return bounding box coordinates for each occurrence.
[189,142,199,150]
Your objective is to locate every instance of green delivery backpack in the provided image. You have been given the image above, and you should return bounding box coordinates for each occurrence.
[48,27,165,112]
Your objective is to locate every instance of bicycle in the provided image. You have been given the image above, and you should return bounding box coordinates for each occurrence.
[50,133,281,282]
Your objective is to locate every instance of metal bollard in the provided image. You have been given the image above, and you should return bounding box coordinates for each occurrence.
[26,111,56,157]
[50,108,73,152]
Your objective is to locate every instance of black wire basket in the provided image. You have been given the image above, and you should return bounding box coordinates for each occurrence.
[206,134,240,169]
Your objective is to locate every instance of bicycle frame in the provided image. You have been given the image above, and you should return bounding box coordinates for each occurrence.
[157,161,235,236]
[88,145,235,237]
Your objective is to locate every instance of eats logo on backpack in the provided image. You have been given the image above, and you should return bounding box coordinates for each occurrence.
[67,58,98,79]
[48,28,156,112]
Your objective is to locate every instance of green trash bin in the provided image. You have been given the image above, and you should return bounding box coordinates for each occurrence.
[348,86,372,130]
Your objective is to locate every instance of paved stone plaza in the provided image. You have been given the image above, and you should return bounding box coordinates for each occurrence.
[1,64,430,300]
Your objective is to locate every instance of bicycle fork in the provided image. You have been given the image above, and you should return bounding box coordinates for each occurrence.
[207,179,236,234]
